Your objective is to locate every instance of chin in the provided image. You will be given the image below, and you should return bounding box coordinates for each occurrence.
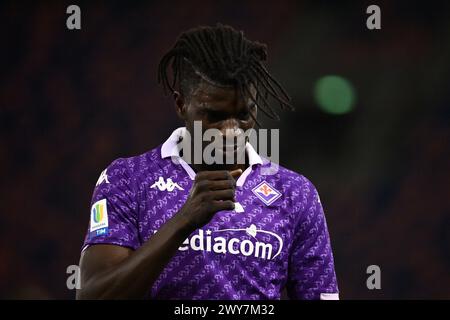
[214,145,246,165]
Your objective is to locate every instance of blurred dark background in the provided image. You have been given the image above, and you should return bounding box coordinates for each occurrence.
[1,0,449,299]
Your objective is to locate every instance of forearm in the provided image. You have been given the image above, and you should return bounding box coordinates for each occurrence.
[77,213,193,299]
[77,170,239,300]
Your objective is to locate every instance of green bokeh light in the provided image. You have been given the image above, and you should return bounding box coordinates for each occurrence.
[314,75,356,115]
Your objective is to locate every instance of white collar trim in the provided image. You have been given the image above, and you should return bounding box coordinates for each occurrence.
[160,127,263,185]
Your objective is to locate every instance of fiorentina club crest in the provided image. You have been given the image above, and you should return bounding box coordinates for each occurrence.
[252,181,282,206]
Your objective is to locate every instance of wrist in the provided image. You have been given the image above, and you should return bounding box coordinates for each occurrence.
[171,210,196,238]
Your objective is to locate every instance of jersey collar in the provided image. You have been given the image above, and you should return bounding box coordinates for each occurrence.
[161,127,263,187]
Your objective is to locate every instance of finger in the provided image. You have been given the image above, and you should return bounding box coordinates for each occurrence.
[194,180,235,194]
[229,169,243,179]
[209,189,235,201]
[195,170,230,181]
[208,180,236,191]
[212,200,235,212]
[194,180,210,193]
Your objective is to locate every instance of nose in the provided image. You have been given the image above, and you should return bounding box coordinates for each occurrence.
[219,120,244,146]
[220,119,241,137]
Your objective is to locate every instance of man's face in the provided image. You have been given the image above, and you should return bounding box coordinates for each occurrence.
[175,81,257,169]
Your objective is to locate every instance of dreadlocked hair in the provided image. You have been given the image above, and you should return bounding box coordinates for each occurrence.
[158,23,294,124]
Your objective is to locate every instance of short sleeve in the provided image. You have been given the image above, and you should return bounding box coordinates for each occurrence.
[82,158,140,251]
[286,178,339,300]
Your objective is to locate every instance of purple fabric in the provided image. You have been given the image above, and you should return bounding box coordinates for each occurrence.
[82,139,338,299]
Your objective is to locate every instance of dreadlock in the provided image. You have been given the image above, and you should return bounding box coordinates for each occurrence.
[158,23,294,123]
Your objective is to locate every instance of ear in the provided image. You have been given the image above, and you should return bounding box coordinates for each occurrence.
[173,91,187,121]
[251,104,258,120]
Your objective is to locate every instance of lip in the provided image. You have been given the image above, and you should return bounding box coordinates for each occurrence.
[212,146,246,164]
[222,144,246,152]
[216,145,246,157]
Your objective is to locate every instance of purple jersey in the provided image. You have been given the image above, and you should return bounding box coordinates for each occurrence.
[82,127,339,300]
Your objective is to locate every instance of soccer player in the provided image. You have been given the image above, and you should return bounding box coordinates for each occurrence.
[77,24,339,300]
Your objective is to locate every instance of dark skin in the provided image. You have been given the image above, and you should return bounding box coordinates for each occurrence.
[180,81,257,173]
[76,80,257,299]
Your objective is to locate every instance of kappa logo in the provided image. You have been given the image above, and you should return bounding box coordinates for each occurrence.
[96,169,109,186]
[151,177,184,192]
[252,181,282,206]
